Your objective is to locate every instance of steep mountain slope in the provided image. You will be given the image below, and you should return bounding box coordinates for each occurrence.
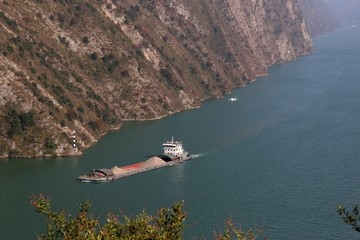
[0,0,312,158]
[326,0,360,25]
[298,0,341,36]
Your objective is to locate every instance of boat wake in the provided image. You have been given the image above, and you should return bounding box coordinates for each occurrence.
[190,153,206,159]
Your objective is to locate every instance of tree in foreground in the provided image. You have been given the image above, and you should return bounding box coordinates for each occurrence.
[338,204,360,233]
[31,194,262,240]
[215,219,263,240]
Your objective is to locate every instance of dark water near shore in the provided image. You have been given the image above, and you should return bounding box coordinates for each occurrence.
[1,28,360,239]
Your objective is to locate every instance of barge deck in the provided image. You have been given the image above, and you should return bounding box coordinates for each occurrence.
[79,137,191,182]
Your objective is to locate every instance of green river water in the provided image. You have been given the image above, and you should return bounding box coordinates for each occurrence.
[1,28,360,239]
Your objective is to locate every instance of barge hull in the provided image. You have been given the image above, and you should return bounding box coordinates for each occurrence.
[78,137,191,183]
[78,156,191,183]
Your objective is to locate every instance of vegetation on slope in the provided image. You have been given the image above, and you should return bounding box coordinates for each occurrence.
[0,0,312,157]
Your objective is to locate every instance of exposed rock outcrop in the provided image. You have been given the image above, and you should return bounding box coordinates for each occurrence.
[325,0,360,25]
[0,0,312,158]
[298,0,341,36]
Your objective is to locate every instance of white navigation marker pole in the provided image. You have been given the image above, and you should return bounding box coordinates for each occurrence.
[72,130,77,151]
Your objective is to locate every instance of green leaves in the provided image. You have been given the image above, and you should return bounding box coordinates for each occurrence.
[31,194,98,240]
[5,106,36,138]
[31,195,185,240]
[214,218,262,240]
[338,204,360,233]
[31,195,260,239]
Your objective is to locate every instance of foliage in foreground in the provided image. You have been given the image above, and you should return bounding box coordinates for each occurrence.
[31,194,262,240]
[338,204,360,233]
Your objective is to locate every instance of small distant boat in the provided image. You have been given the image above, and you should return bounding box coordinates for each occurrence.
[78,137,191,183]
[229,97,238,102]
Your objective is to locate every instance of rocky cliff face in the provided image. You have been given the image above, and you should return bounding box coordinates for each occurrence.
[298,0,341,36]
[326,0,360,25]
[0,0,312,158]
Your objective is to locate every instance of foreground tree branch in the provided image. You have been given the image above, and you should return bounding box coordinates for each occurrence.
[338,204,360,233]
[31,194,261,240]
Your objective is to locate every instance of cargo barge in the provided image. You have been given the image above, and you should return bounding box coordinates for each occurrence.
[78,137,191,182]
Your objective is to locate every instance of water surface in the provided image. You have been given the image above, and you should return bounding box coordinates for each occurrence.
[1,28,360,239]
